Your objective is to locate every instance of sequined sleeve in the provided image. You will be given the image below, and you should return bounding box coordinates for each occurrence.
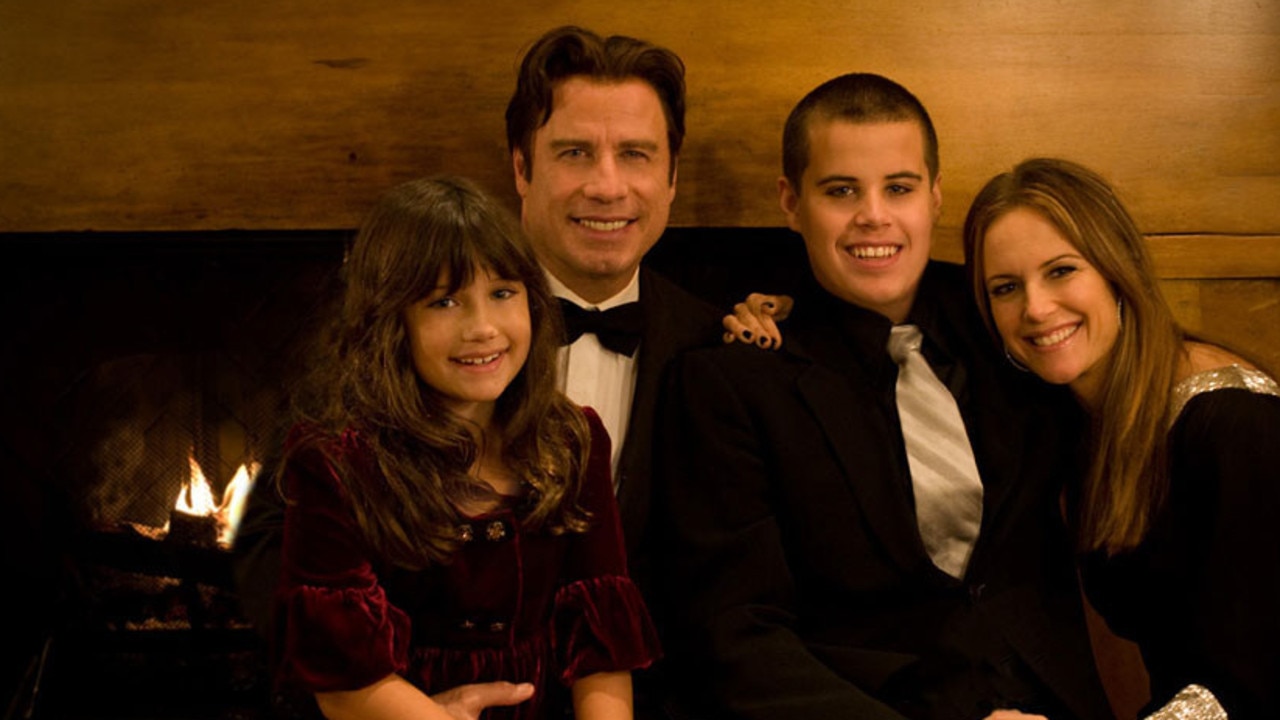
[1145,684,1227,720]
[1169,364,1280,422]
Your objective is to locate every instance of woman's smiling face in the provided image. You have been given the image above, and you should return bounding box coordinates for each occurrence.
[982,207,1120,405]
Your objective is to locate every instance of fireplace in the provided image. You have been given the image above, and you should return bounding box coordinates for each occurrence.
[0,227,805,719]
[2,232,347,719]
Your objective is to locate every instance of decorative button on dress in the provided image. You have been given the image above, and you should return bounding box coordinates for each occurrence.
[275,409,661,719]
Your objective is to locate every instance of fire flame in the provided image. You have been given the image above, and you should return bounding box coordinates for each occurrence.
[173,451,259,548]
[175,455,218,516]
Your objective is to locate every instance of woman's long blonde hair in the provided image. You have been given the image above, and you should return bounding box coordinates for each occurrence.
[288,176,590,569]
[963,158,1184,553]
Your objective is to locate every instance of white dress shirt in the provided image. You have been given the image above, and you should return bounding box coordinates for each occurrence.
[546,270,641,482]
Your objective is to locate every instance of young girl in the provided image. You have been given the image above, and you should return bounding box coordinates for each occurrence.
[964,158,1280,720]
[275,176,659,720]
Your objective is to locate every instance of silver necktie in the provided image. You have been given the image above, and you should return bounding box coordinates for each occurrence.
[888,324,983,578]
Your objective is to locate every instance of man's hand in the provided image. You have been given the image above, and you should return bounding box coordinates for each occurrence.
[722,293,793,349]
[430,681,535,720]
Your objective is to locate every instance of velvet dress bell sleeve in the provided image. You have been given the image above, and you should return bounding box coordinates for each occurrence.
[273,428,411,693]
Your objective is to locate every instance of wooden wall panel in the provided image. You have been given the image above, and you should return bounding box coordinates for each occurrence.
[1,0,1277,237]
[1149,235,1280,279]
[1162,278,1280,372]
[931,231,1280,279]
[2,1,1276,362]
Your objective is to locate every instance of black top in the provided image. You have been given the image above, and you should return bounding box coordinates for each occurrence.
[655,262,1111,720]
[1081,385,1280,719]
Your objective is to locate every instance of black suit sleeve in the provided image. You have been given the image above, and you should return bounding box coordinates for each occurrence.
[655,349,907,720]
[1171,390,1280,717]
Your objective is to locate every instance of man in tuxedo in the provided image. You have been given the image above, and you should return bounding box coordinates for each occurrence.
[504,25,721,563]
[233,25,719,718]
[655,73,1111,719]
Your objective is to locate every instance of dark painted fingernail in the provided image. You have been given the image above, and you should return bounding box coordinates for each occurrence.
[742,330,753,340]
[757,336,771,348]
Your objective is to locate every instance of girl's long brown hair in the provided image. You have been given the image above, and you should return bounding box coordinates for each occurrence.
[963,158,1183,554]
[288,176,590,569]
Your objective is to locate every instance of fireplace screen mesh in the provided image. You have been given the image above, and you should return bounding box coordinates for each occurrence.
[5,234,345,719]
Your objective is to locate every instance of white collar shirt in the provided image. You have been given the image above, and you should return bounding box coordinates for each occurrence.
[546,270,641,483]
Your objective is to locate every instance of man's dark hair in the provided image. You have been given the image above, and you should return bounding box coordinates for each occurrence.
[505,25,686,182]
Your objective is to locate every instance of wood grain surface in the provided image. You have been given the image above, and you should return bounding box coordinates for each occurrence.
[2,1,1276,235]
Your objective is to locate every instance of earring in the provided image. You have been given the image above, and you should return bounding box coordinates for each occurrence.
[1117,297,1124,329]
[1005,347,1031,373]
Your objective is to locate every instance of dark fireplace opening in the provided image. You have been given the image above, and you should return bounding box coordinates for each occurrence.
[1,227,807,719]
[3,232,346,719]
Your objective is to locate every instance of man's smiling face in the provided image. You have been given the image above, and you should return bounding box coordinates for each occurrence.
[514,76,676,304]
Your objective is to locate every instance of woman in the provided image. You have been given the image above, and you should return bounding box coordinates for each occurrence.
[963,158,1280,719]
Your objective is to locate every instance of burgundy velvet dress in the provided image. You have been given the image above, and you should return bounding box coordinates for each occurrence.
[275,409,660,719]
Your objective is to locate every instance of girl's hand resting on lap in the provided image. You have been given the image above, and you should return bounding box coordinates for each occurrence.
[431,681,535,720]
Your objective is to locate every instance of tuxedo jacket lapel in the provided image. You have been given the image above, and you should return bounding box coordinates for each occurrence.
[616,306,661,548]
[942,332,1034,575]
[794,361,925,575]
[962,383,1027,572]
[616,268,720,551]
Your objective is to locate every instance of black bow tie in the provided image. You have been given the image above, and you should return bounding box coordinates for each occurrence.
[558,299,643,357]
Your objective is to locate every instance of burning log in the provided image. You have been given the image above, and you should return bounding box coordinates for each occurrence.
[167,452,258,549]
[168,510,218,548]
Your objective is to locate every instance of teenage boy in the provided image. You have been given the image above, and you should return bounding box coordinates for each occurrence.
[656,73,1110,720]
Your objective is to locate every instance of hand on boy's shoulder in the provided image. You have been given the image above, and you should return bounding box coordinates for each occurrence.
[722,293,793,350]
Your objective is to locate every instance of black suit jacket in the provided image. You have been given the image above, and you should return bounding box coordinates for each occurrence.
[655,262,1110,720]
[616,267,723,560]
